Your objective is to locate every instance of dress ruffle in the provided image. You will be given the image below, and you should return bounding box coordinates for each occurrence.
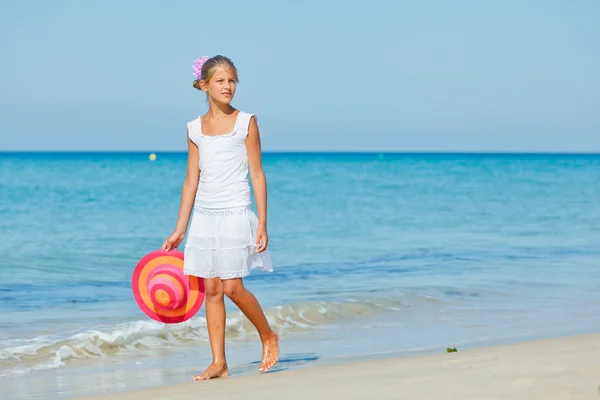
[183,205,273,279]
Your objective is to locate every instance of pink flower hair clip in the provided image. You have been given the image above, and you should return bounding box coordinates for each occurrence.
[192,56,210,80]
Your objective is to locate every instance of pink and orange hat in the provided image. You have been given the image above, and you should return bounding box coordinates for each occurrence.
[132,249,204,324]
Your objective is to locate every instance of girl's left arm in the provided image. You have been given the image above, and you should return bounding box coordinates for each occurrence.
[246,116,268,252]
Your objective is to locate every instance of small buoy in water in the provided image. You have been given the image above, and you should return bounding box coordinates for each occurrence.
[149,153,157,161]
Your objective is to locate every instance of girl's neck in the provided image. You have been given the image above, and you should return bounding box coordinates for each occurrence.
[207,101,236,120]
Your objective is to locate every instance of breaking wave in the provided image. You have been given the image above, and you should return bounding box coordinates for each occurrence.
[0,294,437,376]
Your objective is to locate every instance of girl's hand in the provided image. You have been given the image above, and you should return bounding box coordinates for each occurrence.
[255,224,268,253]
[162,231,186,251]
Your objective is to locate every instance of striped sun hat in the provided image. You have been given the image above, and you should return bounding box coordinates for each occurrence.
[132,249,204,324]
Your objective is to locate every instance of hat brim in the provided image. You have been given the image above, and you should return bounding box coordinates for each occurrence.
[132,249,204,324]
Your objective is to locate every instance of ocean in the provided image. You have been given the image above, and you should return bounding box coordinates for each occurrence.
[1,152,599,399]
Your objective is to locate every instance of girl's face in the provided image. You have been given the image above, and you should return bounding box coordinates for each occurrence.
[201,67,237,105]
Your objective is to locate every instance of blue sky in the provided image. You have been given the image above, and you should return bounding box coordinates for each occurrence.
[1,0,598,152]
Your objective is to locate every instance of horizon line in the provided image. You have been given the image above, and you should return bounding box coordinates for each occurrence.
[1,150,600,156]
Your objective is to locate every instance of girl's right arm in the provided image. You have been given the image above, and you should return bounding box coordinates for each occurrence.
[162,134,200,251]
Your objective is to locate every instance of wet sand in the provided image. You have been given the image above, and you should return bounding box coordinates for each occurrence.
[79,333,600,400]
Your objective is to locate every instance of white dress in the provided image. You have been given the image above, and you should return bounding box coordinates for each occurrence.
[183,111,273,279]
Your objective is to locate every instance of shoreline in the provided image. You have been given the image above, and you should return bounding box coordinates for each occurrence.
[78,332,600,400]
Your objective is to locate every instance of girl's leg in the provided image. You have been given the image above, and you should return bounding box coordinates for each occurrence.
[222,278,280,372]
[193,278,229,380]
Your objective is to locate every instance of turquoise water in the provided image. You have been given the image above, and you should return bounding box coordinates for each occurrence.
[1,152,600,399]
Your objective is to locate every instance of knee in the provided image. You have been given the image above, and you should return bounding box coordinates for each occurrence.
[204,280,223,301]
[223,284,243,304]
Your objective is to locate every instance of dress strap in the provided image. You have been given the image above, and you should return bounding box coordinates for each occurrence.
[234,111,255,134]
[187,117,202,144]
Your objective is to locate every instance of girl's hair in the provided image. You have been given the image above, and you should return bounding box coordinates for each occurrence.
[193,55,239,90]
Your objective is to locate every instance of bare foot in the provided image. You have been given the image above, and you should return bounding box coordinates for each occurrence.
[193,362,229,381]
[259,332,280,372]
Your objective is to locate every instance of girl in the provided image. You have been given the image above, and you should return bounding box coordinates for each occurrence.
[162,55,280,380]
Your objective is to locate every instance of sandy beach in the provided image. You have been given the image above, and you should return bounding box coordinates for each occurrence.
[78,333,600,400]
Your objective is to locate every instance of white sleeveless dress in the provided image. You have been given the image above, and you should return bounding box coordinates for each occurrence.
[183,111,273,279]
